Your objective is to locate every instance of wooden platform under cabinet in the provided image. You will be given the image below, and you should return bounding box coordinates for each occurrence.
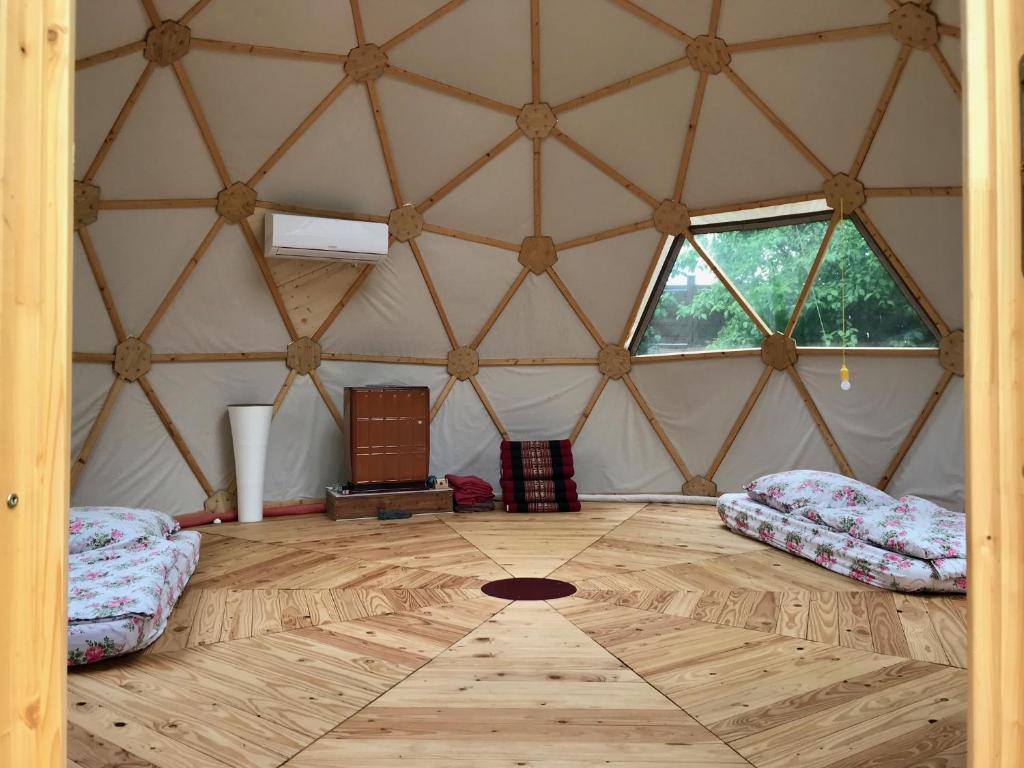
[325,486,453,520]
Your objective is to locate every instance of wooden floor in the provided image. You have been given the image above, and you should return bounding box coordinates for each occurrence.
[67,503,967,767]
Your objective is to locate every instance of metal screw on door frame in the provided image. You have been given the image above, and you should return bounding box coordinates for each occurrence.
[6,493,18,509]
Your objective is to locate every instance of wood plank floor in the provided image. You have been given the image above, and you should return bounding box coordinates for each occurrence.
[68,503,967,768]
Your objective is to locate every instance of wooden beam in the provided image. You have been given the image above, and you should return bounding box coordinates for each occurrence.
[383,65,520,115]
[546,267,606,347]
[99,197,218,209]
[271,369,297,418]
[430,375,458,421]
[785,365,853,476]
[254,200,387,222]
[77,227,127,343]
[190,38,346,64]
[140,216,225,342]
[708,0,722,36]
[632,347,763,363]
[622,373,693,481]
[409,239,459,348]
[686,231,772,336]
[420,222,520,251]
[707,366,773,479]
[469,375,509,440]
[139,0,160,24]
[569,375,610,443]
[530,0,540,103]
[82,61,155,183]
[149,351,287,363]
[239,219,300,341]
[312,263,374,342]
[365,79,403,206]
[674,71,709,202]
[553,57,690,113]
[785,209,842,336]
[381,0,467,52]
[877,369,953,490]
[618,233,668,347]
[609,0,692,43]
[727,23,890,54]
[551,129,660,208]
[75,40,145,71]
[309,370,344,431]
[865,186,962,197]
[178,0,213,24]
[70,377,125,490]
[849,45,911,179]
[556,219,654,251]
[796,346,939,358]
[690,191,824,217]
[928,44,962,97]
[416,129,521,214]
[478,357,597,366]
[138,375,214,496]
[470,268,529,349]
[723,65,832,179]
[171,60,231,187]
[349,0,366,45]
[963,1,1024,765]
[319,352,447,365]
[533,137,542,236]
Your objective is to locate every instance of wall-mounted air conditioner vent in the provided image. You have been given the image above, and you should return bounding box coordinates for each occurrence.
[263,212,388,264]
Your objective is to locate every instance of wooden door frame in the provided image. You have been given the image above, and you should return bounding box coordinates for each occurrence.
[964,0,1024,766]
[0,1,74,766]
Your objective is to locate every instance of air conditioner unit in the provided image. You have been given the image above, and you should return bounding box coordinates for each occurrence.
[263,212,389,264]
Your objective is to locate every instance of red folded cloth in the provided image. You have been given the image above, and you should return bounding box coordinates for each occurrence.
[505,500,582,513]
[500,478,578,506]
[500,439,575,480]
[446,474,495,506]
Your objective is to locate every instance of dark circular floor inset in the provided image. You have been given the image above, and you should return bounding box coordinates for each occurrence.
[481,577,577,601]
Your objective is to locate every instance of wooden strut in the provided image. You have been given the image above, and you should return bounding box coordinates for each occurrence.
[312,264,374,342]
[556,219,654,252]
[381,0,467,52]
[546,267,606,348]
[551,129,659,208]
[320,352,447,365]
[928,45,962,97]
[410,239,459,348]
[849,45,912,179]
[77,228,127,343]
[877,368,954,490]
[178,0,213,25]
[632,347,762,363]
[727,23,891,54]
[309,370,344,431]
[349,0,365,46]
[686,232,772,336]
[70,376,126,489]
[150,352,287,362]
[272,369,298,418]
[100,198,218,210]
[139,0,159,25]
[533,137,542,236]
[416,129,521,214]
[189,38,347,65]
[785,365,854,476]
[674,71,709,202]
[365,78,404,206]
[469,375,509,440]
[570,375,610,443]
[430,375,458,421]
[470,268,529,349]
[553,57,690,113]
[76,40,145,71]
[240,219,300,340]
[708,0,723,37]
[384,66,520,115]
[610,0,692,44]
[172,60,232,187]
[83,60,155,183]
[865,186,962,197]
[137,374,214,495]
[530,0,540,103]
[621,373,693,481]
[784,209,842,336]
[420,223,520,252]
[707,366,774,480]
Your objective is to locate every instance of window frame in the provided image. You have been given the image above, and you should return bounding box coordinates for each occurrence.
[629,207,941,357]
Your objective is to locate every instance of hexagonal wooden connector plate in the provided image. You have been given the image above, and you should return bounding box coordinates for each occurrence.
[598,345,631,379]
[686,35,731,74]
[519,235,557,274]
[388,204,424,242]
[939,329,964,377]
[204,489,236,515]
[113,337,152,382]
[216,182,257,223]
[761,333,798,370]
[144,20,191,66]
[516,103,557,139]
[447,346,479,381]
[653,200,691,235]
[823,173,866,214]
[682,475,718,497]
[286,336,321,375]
[889,3,939,49]
[74,181,100,229]
[344,43,388,82]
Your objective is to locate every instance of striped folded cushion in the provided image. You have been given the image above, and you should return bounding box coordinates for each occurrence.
[500,439,575,480]
[500,478,578,506]
[505,500,582,513]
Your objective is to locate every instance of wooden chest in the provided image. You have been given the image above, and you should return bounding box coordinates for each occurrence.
[342,386,430,489]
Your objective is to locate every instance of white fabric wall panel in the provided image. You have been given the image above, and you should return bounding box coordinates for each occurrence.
[628,0,710,38]
[148,225,293,353]
[475,274,599,358]
[430,380,502,488]
[386,0,532,106]
[630,356,766,477]
[573,378,683,493]
[476,365,603,442]
[416,234,526,345]
[862,197,964,329]
[75,55,147,180]
[92,67,222,199]
[72,383,207,516]
[360,0,451,47]
[76,0,148,59]
[146,361,286,490]
[264,375,344,501]
[70,366,116,461]
[796,356,942,487]
[890,378,964,511]
[319,243,451,356]
[555,229,662,345]
[714,370,839,492]
[719,0,883,44]
[188,0,357,53]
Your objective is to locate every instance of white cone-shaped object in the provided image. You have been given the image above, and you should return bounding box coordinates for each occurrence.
[228,404,273,523]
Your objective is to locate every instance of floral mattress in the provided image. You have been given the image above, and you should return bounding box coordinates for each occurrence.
[718,493,966,593]
[68,507,200,665]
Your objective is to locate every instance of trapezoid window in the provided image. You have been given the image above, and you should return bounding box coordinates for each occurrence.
[631,202,938,356]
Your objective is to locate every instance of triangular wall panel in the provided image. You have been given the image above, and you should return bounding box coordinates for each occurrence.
[430,379,502,488]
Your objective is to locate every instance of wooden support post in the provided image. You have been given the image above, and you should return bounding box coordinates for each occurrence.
[570,375,610,443]
[138,375,214,496]
[0,4,73,765]
[707,366,773,480]
[963,1,1024,765]
[785,210,842,335]
[622,374,693,481]
[877,368,953,491]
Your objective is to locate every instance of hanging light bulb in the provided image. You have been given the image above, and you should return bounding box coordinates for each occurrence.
[840,363,851,391]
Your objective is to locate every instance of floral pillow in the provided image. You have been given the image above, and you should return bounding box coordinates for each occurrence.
[745,470,894,514]
[69,506,179,554]
[797,495,965,561]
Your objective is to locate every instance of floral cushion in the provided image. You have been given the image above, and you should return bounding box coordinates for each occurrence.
[745,470,894,515]
[796,495,966,561]
[69,506,178,554]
